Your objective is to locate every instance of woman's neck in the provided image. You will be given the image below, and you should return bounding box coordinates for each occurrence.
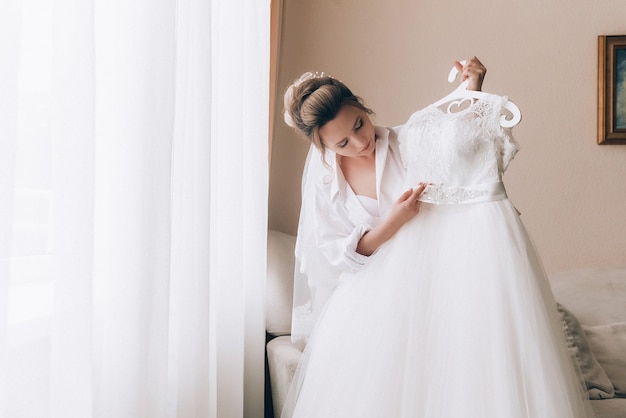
[338,152,377,199]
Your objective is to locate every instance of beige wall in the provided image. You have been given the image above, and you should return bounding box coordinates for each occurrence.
[268,0,626,273]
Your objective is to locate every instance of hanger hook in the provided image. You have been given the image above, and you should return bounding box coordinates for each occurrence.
[447,59,467,83]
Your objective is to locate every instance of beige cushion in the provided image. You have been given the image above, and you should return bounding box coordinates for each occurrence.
[584,322,626,398]
[267,336,304,418]
[549,268,626,326]
[558,303,615,399]
[266,230,296,337]
[591,398,626,418]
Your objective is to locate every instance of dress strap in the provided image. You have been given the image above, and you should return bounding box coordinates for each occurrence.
[417,181,507,205]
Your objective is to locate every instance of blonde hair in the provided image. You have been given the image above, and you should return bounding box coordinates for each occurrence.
[283,72,373,154]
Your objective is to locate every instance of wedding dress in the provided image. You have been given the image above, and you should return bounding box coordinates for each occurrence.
[282,93,595,418]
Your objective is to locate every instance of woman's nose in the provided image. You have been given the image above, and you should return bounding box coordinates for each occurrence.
[353,135,368,147]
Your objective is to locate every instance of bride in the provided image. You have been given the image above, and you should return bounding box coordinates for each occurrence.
[281,58,594,418]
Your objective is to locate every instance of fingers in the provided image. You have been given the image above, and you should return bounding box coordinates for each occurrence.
[398,183,427,203]
[411,184,426,205]
[401,184,426,213]
[407,186,423,203]
[397,188,414,203]
[458,56,486,91]
[390,184,427,226]
[460,56,484,70]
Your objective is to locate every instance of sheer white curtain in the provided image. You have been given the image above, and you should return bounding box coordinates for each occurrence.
[0,0,269,417]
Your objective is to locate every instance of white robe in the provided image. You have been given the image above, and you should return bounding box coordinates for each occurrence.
[291,125,406,343]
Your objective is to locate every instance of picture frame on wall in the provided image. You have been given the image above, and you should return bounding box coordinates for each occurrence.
[598,35,626,144]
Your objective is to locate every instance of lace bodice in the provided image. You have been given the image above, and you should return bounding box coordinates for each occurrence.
[399,94,519,188]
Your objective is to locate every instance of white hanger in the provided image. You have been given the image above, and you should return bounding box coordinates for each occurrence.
[433,60,522,128]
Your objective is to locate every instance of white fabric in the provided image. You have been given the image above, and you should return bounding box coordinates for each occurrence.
[291,126,406,343]
[355,195,380,216]
[283,94,595,418]
[0,1,269,417]
[401,94,519,187]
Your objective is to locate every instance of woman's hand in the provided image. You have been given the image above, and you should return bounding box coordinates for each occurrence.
[355,184,426,256]
[386,184,426,229]
[455,56,487,92]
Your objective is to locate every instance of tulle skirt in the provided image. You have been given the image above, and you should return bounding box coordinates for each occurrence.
[282,199,594,418]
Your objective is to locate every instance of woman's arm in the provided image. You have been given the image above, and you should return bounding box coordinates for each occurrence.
[355,184,425,256]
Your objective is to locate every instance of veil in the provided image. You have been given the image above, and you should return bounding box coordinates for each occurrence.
[290,145,343,344]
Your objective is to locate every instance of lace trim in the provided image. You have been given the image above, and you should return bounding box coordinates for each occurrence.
[420,184,487,204]
[400,94,519,188]
[418,182,507,204]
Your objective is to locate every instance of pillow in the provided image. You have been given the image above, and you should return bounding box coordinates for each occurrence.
[266,230,296,337]
[557,303,615,399]
[583,322,626,398]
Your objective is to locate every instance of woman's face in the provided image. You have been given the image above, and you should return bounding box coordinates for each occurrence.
[319,105,376,159]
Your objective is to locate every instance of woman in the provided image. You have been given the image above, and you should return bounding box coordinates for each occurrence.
[282,57,595,417]
[282,57,596,417]
[285,58,487,344]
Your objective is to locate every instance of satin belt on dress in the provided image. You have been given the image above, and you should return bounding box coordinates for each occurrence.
[416,181,507,204]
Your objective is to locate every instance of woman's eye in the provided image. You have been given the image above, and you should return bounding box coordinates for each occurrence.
[339,140,348,148]
[355,119,363,130]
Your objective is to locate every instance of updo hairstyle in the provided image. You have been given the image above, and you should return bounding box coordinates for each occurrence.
[283,72,373,154]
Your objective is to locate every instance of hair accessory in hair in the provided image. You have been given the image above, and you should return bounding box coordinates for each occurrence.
[283,71,329,128]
